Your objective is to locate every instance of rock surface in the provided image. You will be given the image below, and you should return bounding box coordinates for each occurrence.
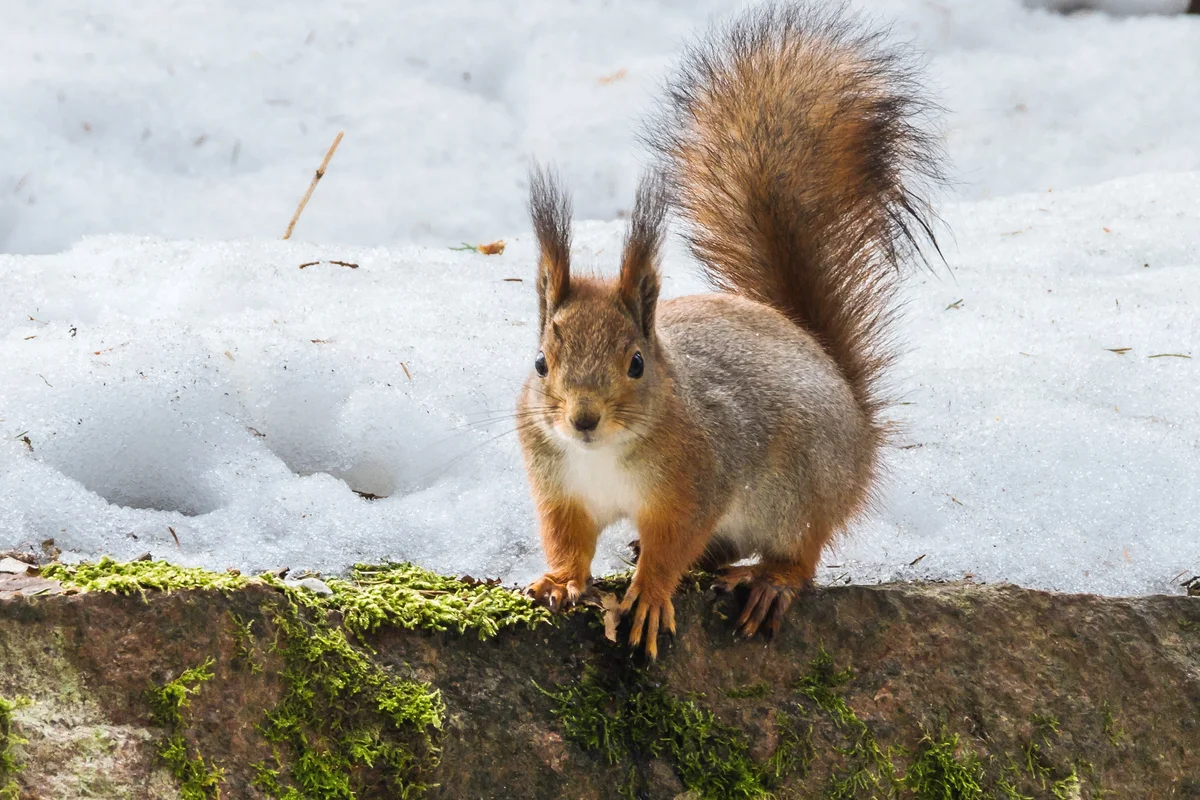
[1,577,1198,799]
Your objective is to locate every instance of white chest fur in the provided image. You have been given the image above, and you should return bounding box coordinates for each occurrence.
[558,443,644,529]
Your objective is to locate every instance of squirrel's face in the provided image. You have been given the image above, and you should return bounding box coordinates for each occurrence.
[529,281,661,448]
[523,167,670,450]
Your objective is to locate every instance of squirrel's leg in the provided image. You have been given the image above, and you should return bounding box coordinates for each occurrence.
[621,507,713,659]
[525,497,598,611]
[717,520,833,638]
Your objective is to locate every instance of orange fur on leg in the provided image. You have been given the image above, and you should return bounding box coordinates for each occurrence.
[621,501,713,659]
[525,496,598,611]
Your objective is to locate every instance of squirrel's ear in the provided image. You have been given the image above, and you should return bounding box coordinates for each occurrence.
[529,165,573,333]
[619,171,669,339]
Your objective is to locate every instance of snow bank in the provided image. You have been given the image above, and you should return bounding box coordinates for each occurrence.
[2,172,1197,595]
[2,0,1198,254]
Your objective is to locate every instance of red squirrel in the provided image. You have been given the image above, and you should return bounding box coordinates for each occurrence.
[518,3,943,658]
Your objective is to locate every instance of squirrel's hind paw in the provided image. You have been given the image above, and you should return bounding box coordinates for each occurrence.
[736,582,796,638]
[716,565,809,638]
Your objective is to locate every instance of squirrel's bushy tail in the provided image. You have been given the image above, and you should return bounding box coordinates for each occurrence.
[650,3,944,436]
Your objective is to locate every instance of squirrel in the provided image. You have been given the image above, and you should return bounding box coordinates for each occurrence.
[518,3,943,658]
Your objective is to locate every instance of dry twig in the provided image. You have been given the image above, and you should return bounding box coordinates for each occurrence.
[282,130,344,240]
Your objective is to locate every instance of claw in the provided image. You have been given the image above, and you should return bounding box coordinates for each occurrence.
[718,566,806,638]
[525,574,589,612]
[764,589,796,637]
[618,585,673,660]
[737,582,778,637]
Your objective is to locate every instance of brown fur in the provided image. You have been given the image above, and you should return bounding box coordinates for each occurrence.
[649,2,944,439]
[519,3,943,656]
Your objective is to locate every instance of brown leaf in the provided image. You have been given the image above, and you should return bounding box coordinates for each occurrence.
[600,592,622,643]
[477,239,506,256]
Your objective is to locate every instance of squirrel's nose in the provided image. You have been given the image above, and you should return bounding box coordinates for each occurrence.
[572,412,600,433]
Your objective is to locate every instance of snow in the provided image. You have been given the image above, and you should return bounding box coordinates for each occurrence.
[3,171,1197,595]
[1,0,1198,595]
[2,0,1198,254]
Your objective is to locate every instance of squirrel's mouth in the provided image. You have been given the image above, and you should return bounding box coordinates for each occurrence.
[564,428,600,447]
[554,420,608,449]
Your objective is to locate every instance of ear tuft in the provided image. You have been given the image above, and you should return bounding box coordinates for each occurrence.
[529,164,573,332]
[619,171,670,338]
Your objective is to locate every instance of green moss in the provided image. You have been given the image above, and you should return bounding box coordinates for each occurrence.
[993,773,1034,800]
[44,558,468,799]
[1021,739,1052,786]
[903,727,984,800]
[325,563,550,640]
[540,665,772,799]
[229,612,264,675]
[1010,711,1092,799]
[1099,703,1124,747]
[0,695,28,800]
[591,569,635,594]
[251,755,287,795]
[1030,713,1060,740]
[793,647,902,799]
[46,558,550,642]
[43,556,249,596]
[147,658,225,799]
[149,658,215,728]
[1050,767,1080,800]
[763,709,814,785]
[725,681,771,700]
[157,733,225,800]
[252,582,444,799]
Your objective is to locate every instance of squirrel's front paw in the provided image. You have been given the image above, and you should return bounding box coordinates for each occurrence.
[525,574,590,611]
[619,584,676,660]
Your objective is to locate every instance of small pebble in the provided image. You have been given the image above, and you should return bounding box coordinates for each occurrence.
[0,557,33,575]
[286,577,333,596]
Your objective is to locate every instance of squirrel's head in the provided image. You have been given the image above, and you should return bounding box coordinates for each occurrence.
[523,167,670,449]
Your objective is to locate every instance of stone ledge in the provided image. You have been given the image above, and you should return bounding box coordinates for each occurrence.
[1,574,1198,799]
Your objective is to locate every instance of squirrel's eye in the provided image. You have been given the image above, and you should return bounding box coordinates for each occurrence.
[534,351,548,377]
[628,351,644,379]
